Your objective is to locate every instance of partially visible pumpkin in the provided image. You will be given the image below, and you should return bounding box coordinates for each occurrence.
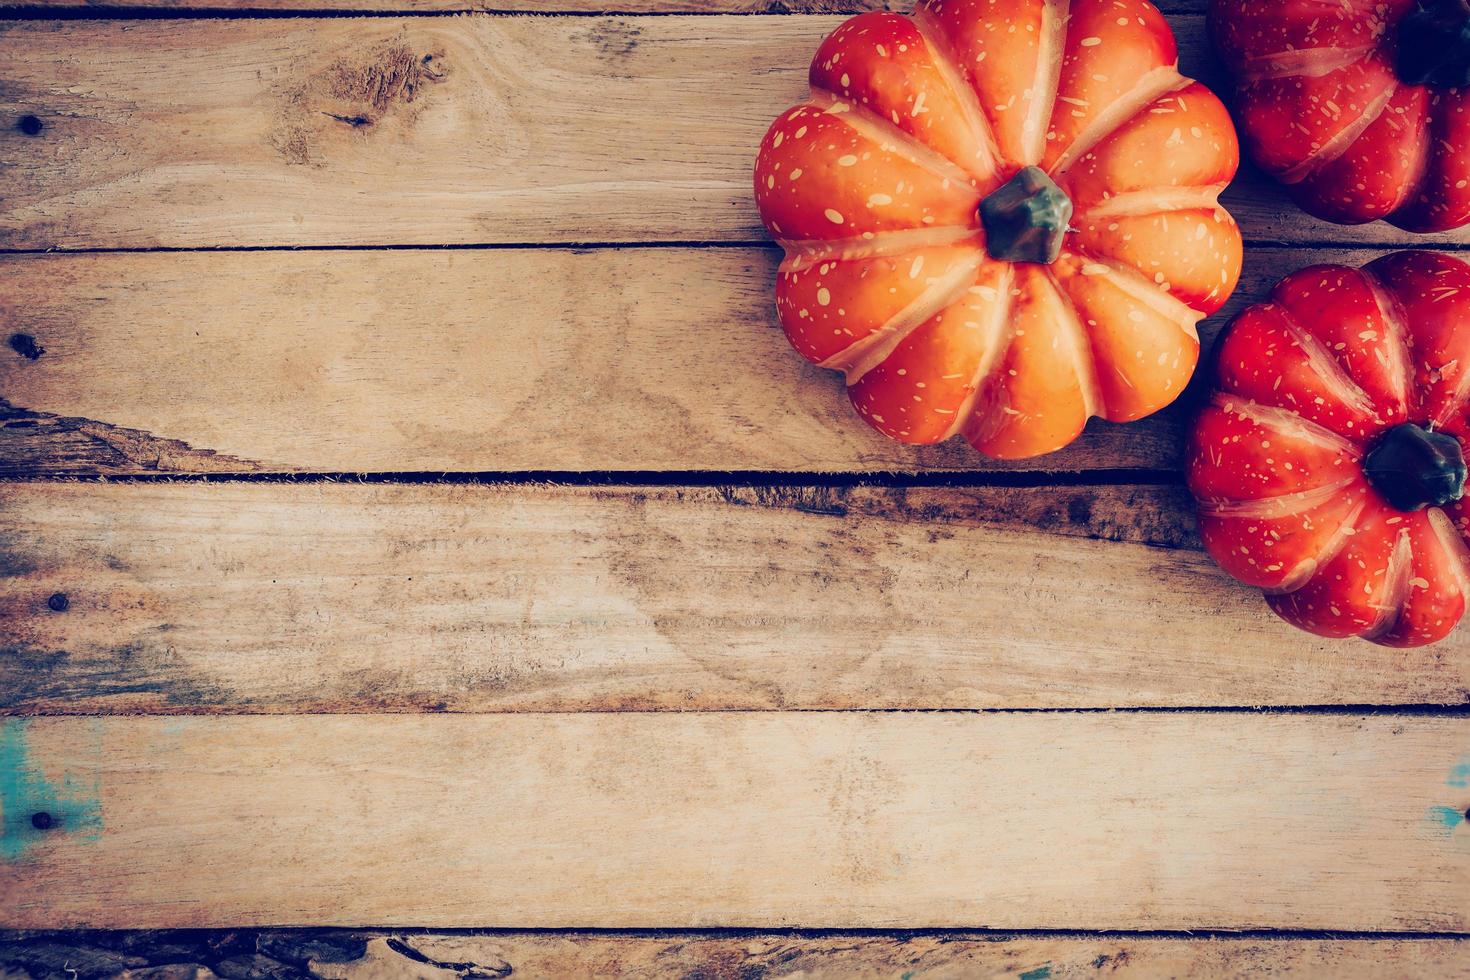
[755,0,1242,459]
[1187,250,1470,647]
[1211,0,1470,231]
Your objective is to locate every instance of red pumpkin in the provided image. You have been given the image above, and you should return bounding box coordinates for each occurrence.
[1187,250,1470,647]
[754,0,1242,459]
[1211,0,1470,231]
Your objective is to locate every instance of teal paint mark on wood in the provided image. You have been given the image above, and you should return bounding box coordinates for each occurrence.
[1448,757,1470,788]
[1426,805,1466,836]
[1018,966,1052,980]
[0,718,102,861]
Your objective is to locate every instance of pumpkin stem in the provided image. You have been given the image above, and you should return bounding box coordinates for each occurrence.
[1363,422,1468,511]
[1396,0,1470,87]
[979,166,1072,265]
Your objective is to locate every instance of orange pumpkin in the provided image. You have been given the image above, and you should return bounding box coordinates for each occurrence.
[755,0,1243,458]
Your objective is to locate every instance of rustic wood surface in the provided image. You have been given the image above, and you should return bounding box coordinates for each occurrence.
[3,0,1469,966]
[5,930,1470,980]
[0,246,1392,476]
[2,14,1467,250]
[2,714,1467,930]
[2,481,1469,713]
[9,0,1207,12]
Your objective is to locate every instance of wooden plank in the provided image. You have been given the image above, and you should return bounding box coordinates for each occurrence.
[9,1,1215,13]
[1,15,1464,249]
[3,480,1468,713]
[1,713,1467,928]
[0,245,1384,476]
[3,931,1469,979]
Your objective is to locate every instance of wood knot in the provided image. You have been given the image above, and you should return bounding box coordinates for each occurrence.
[271,42,446,165]
[9,333,44,360]
[17,115,43,136]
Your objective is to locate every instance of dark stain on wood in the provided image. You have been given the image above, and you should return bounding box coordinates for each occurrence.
[0,400,267,476]
[0,639,241,715]
[1,929,1456,980]
[581,18,644,60]
[712,485,1200,550]
[9,333,44,361]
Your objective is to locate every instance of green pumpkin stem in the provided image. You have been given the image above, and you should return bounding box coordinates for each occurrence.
[979,166,1072,265]
[1396,0,1470,87]
[1362,422,1468,511]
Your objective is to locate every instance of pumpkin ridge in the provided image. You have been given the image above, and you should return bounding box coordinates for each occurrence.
[807,88,978,191]
[1382,102,1434,219]
[777,227,981,272]
[1020,0,1071,166]
[1196,474,1364,519]
[1236,44,1379,82]
[1357,265,1416,419]
[1049,66,1188,176]
[944,262,1016,440]
[1211,392,1365,458]
[1278,77,1397,184]
[1432,353,1470,432]
[1266,493,1370,595]
[1060,247,1203,338]
[817,249,986,383]
[1363,525,1415,641]
[1040,265,1105,420]
[1079,184,1228,219]
[1270,302,1381,422]
[910,6,1004,183]
[1426,505,1470,594]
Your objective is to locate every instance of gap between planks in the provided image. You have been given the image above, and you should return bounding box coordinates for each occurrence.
[0,13,1466,249]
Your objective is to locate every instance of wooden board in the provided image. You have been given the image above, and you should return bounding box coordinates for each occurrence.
[2,713,1468,930]
[0,246,1388,475]
[3,480,1468,713]
[2,15,1466,250]
[5,0,1469,954]
[9,0,1215,13]
[3,930,1470,979]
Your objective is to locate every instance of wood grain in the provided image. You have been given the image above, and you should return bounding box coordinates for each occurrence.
[0,15,1464,249]
[8,0,1215,13]
[0,246,1387,476]
[3,930,1469,979]
[3,480,1468,713]
[2,713,1467,929]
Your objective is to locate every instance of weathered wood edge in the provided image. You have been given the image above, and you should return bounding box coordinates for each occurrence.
[4,481,1468,713]
[2,930,1470,980]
